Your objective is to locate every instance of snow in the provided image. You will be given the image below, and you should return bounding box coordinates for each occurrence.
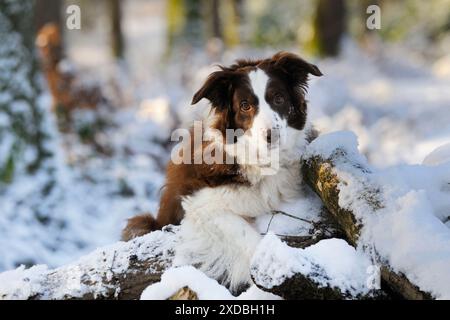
[423,143,450,166]
[308,42,450,168]
[254,192,324,237]
[0,98,170,271]
[0,265,49,300]
[305,131,450,299]
[0,229,176,300]
[141,266,281,300]
[141,266,234,300]
[303,130,362,161]
[251,233,373,298]
[1,0,450,300]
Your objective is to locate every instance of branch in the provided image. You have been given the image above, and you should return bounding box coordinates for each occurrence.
[300,136,433,300]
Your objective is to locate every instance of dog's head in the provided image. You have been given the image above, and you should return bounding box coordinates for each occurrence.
[191,52,322,169]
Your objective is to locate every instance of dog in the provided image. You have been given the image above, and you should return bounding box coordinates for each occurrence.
[122,52,322,292]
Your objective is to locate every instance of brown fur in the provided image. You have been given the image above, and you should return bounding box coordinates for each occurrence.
[121,214,161,241]
[36,23,105,113]
[122,121,249,241]
[122,52,322,241]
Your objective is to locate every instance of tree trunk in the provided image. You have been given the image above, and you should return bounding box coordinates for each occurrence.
[210,0,222,39]
[313,0,347,56]
[109,0,124,59]
[34,0,62,32]
[0,0,52,183]
[184,0,203,47]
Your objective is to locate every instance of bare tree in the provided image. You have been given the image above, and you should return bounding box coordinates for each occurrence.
[314,0,347,56]
[109,0,125,59]
[34,0,62,31]
[209,0,222,39]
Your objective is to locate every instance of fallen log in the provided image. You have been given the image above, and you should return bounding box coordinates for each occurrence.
[0,229,337,300]
[0,229,177,300]
[251,235,348,300]
[255,270,345,300]
[300,133,433,300]
[251,232,386,300]
[1,132,444,300]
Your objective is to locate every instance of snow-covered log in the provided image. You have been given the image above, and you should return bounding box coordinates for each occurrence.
[250,235,372,299]
[0,230,329,300]
[2,131,448,300]
[300,131,450,299]
[0,229,176,300]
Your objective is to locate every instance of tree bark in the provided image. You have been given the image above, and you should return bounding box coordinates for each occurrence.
[254,272,346,300]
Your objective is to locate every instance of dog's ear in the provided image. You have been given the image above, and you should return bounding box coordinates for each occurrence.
[271,51,322,77]
[191,70,234,109]
[268,52,322,88]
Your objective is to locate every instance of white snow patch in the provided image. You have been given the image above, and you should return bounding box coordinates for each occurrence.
[141,266,234,300]
[423,142,450,166]
[251,234,373,297]
[141,266,281,300]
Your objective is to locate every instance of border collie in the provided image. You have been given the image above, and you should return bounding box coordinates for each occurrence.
[122,52,322,292]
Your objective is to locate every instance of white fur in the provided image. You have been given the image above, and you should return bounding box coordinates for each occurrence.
[174,68,312,292]
[247,69,284,140]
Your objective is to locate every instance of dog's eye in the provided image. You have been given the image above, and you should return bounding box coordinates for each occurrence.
[274,94,285,105]
[240,100,251,111]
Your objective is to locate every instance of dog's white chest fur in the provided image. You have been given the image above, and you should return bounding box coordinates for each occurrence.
[174,128,309,292]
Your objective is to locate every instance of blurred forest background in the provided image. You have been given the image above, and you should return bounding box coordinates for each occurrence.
[0,0,449,272]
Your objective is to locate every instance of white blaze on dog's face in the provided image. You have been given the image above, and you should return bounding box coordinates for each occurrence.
[191,52,323,171]
[233,69,286,167]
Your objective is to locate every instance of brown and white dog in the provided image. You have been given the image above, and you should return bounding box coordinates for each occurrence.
[122,52,322,292]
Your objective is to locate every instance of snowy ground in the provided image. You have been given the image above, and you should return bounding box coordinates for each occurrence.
[1,4,450,298]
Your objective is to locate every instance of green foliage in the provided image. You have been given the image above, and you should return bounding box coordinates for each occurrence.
[0,150,16,184]
[166,0,205,52]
